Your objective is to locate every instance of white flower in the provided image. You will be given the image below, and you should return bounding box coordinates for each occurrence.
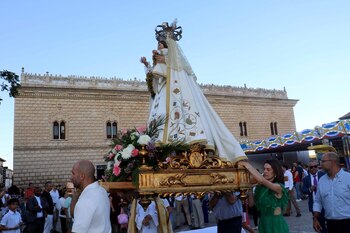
[121,150,131,160]
[120,144,135,160]
[137,135,151,145]
[126,144,135,150]
[107,161,113,170]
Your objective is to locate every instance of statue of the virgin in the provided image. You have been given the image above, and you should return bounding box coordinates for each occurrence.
[141,20,247,163]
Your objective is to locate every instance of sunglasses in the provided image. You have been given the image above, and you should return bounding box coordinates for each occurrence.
[309,165,318,169]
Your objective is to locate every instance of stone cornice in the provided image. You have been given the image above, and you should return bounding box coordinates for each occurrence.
[17,86,298,107]
[21,72,292,100]
[18,86,150,101]
[14,145,110,151]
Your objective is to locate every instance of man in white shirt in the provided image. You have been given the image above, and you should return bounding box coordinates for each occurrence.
[50,185,60,233]
[282,164,301,217]
[313,152,350,233]
[71,160,111,233]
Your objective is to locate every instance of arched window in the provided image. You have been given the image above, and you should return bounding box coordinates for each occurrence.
[106,121,118,139]
[243,122,248,136]
[60,121,66,139]
[239,122,243,136]
[239,121,248,137]
[106,122,112,139]
[53,121,59,139]
[274,122,278,135]
[270,122,274,135]
[112,122,117,139]
[270,121,278,135]
[53,121,66,140]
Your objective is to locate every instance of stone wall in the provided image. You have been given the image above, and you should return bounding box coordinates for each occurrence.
[13,73,298,187]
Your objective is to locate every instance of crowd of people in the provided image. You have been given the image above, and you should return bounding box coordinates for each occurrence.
[0,152,349,233]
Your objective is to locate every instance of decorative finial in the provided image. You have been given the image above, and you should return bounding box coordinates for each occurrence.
[21,67,24,73]
[155,18,182,42]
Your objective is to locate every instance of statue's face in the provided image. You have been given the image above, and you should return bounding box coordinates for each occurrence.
[158,42,164,50]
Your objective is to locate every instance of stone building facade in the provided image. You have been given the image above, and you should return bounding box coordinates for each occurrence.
[13,72,298,187]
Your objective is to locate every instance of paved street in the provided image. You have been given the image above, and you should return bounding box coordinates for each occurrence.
[176,198,315,233]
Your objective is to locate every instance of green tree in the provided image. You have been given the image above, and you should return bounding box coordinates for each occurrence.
[0,70,21,104]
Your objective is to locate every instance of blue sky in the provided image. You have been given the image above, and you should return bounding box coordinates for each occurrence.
[1,1,349,169]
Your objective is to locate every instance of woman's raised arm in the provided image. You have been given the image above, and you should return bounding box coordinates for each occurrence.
[238,161,282,196]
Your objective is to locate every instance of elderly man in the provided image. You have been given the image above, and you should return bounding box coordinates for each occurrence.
[302,161,326,233]
[71,160,111,233]
[313,152,350,233]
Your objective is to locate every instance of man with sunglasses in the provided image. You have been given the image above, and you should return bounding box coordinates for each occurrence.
[313,152,350,233]
[302,161,326,233]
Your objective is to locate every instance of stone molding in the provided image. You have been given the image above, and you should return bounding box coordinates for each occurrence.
[21,72,289,99]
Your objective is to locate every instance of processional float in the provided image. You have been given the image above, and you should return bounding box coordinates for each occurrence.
[101,20,252,224]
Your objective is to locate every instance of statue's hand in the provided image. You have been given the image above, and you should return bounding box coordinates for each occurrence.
[140,57,149,67]
[155,55,165,64]
[140,56,146,63]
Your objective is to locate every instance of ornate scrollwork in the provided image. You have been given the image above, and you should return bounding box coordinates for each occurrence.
[159,173,186,186]
[201,157,222,169]
[210,173,233,184]
[167,146,235,169]
[221,160,235,168]
[169,155,190,169]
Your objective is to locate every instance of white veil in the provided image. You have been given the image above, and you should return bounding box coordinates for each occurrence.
[166,37,197,81]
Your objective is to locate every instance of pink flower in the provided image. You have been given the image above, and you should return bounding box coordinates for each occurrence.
[108,153,115,160]
[131,149,139,157]
[114,145,123,151]
[122,129,127,135]
[113,165,121,176]
[136,125,147,134]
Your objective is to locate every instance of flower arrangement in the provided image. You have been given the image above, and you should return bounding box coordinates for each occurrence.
[103,117,189,184]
